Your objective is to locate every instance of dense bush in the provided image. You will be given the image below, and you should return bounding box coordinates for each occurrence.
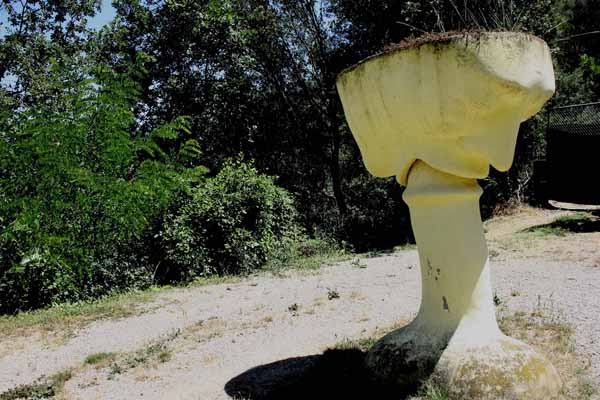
[160,161,300,280]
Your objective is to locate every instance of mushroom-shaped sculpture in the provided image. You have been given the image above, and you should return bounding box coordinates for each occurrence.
[337,32,559,399]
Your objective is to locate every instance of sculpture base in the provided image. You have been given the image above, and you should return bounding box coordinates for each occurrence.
[365,324,562,399]
[364,161,561,398]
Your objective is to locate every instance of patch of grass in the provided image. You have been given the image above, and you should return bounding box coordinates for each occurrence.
[85,352,117,365]
[157,348,173,363]
[0,274,239,342]
[0,369,72,400]
[332,321,406,353]
[190,275,242,287]
[108,362,123,377]
[394,243,417,252]
[0,290,158,342]
[415,380,452,400]
[333,336,378,352]
[183,316,227,343]
[577,375,598,399]
[522,225,569,238]
[266,238,351,272]
[555,212,598,226]
[488,248,500,260]
[519,212,600,238]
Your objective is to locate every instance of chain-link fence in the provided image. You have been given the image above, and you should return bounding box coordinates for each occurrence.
[542,102,600,205]
[548,102,600,136]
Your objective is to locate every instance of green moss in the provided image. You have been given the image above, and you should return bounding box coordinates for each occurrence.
[451,350,560,400]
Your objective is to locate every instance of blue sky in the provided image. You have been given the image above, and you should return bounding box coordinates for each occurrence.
[89,0,117,30]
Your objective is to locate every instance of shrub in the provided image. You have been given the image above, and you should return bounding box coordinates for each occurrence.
[161,161,300,280]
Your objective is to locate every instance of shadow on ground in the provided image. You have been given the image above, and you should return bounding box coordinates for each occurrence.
[224,349,419,400]
[523,211,600,235]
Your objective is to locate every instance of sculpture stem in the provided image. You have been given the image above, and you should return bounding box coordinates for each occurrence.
[402,160,500,340]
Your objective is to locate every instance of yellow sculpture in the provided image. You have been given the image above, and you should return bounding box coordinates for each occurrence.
[337,32,560,399]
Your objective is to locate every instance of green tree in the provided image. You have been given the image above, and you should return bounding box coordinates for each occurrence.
[0,0,101,110]
[0,58,203,312]
[95,1,346,232]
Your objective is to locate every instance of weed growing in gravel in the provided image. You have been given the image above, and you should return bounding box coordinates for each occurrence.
[85,352,117,365]
[351,258,367,269]
[493,291,503,306]
[488,248,500,260]
[327,288,340,300]
[107,330,180,379]
[0,369,72,400]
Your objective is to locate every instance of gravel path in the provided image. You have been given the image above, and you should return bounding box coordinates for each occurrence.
[0,209,598,399]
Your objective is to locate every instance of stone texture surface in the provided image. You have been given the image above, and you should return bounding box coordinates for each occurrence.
[336,31,555,184]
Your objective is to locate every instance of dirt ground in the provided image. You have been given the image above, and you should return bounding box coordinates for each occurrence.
[0,206,599,399]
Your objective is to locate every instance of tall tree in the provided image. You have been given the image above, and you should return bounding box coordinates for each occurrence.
[0,0,100,110]
[96,0,352,228]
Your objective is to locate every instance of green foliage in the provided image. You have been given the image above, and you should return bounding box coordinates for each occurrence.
[0,0,100,112]
[0,60,200,313]
[341,174,413,251]
[161,161,300,279]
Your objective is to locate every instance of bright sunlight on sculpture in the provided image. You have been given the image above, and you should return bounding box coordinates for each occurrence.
[337,32,559,399]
